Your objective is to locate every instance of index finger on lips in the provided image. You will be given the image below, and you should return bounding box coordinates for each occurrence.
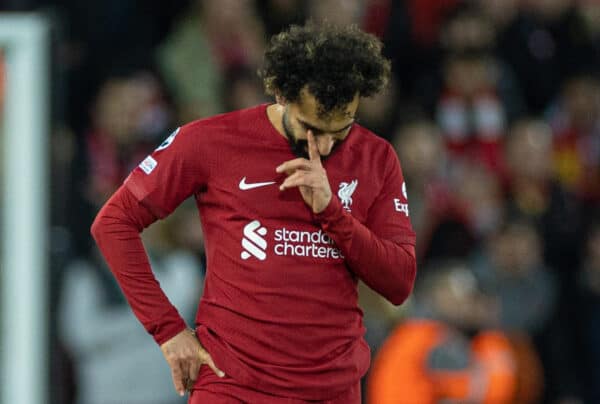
[306,130,320,163]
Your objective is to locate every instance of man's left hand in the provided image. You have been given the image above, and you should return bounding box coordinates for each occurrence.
[276,130,332,214]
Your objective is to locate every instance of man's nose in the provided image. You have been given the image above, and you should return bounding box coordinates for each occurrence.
[316,135,335,156]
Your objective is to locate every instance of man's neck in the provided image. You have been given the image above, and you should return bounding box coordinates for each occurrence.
[266,103,287,139]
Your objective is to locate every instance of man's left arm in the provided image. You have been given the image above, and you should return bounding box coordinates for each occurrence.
[313,170,416,305]
[278,132,416,305]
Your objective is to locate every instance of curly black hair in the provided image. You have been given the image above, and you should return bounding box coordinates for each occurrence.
[259,21,391,116]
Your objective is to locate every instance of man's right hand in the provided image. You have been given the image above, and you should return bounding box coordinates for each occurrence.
[160,328,225,396]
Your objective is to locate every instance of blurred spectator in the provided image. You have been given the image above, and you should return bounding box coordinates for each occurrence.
[435,51,507,175]
[413,260,500,337]
[204,0,265,70]
[547,74,600,204]
[439,4,496,56]
[426,3,529,177]
[451,160,505,240]
[393,121,471,262]
[68,70,173,256]
[505,119,552,218]
[492,0,596,113]
[367,260,519,404]
[504,119,555,218]
[156,0,265,122]
[199,0,265,69]
[504,118,584,275]
[155,2,222,122]
[83,71,172,207]
[417,6,526,178]
[58,203,203,404]
[473,219,556,335]
[437,4,526,122]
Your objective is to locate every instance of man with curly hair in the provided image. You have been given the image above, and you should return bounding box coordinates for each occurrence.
[91,22,416,403]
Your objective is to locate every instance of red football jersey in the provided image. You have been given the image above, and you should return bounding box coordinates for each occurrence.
[122,104,416,399]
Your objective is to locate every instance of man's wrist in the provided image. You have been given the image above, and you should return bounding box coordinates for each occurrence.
[153,318,189,346]
[313,196,343,222]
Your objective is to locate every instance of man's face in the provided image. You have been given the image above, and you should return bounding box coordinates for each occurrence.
[282,88,359,160]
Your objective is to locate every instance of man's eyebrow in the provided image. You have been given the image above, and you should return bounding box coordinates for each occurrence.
[297,118,355,134]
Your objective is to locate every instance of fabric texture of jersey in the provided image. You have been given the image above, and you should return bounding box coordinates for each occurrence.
[189,366,361,404]
[120,104,416,400]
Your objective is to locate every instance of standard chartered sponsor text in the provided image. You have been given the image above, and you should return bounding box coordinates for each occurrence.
[273,227,344,259]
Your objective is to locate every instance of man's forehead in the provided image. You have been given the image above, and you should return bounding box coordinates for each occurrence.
[297,88,357,122]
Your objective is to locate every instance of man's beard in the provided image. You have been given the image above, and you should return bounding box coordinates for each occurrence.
[282,109,337,161]
[282,109,310,159]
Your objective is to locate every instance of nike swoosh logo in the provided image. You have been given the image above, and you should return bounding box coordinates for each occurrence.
[239,177,276,190]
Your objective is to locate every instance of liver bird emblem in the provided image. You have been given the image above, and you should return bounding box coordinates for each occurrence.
[338,180,358,211]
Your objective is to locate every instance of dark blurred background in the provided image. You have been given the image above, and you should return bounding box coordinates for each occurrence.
[1,0,599,403]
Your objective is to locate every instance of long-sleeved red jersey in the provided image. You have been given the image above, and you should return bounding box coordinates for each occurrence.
[91,104,417,400]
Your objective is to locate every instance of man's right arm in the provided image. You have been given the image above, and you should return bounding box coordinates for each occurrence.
[91,185,188,345]
[91,185,224,395]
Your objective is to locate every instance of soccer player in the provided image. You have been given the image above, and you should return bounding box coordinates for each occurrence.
[91,22,416,403]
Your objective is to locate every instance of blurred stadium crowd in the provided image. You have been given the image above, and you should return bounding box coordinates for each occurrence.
[1,0,599,403]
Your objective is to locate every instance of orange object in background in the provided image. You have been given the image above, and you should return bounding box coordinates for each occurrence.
[506,333,544,404]
[367,319,518,404]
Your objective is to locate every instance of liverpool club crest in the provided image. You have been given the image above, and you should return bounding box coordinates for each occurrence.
[338,180,358,211]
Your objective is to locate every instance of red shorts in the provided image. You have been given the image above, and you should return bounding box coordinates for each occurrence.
[189,366,361,404]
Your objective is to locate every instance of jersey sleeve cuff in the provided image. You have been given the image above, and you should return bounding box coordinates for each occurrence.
[151,317,188,346]
[313,196,344,223]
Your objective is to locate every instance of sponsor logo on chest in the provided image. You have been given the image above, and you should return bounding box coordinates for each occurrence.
[241,220,344,261]
[237,178,365,262]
